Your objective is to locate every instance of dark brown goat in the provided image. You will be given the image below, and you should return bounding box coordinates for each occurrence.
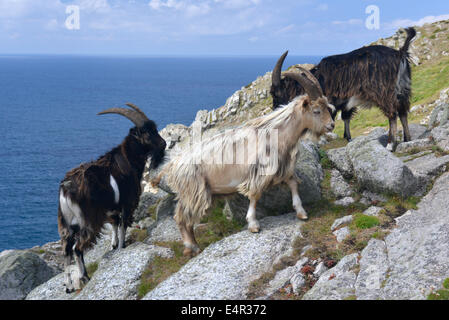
[271,28,416,151]
[57,104,166,293]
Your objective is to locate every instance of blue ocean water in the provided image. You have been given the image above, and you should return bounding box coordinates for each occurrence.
[0,55,320,251]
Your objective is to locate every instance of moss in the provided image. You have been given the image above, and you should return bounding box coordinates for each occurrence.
[344,295,357,300]
[427,278,449,300]
[86,262,99,278]
[129,229,148,243]
[444,278,449,290]
[428,289,449,300]
[196,199,244,250]
[319,149,333,170]
[352,214,380,230]
[147,203,158,220]
[137,241,190,299]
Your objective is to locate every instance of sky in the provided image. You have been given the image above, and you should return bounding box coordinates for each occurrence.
[0,0,448,56]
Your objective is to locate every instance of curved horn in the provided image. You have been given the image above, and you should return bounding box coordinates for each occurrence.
[98,107,146,127]
[126,103,149,122]
[294,66,322,94]
[284,70,323,101]
[272,51,288,88]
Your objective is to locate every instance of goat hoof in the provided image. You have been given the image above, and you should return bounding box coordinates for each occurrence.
[183,247,200,258]
[65,287,75,294]
[296,212,309,221]
[248,226,260,233]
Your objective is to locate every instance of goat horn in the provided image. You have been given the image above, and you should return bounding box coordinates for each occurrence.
[98,107,146,127]
[126,103,149,122]
[272,51,288,88]
[284,69,323,101]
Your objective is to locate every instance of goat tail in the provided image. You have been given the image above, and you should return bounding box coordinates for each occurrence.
[400,27,416,56]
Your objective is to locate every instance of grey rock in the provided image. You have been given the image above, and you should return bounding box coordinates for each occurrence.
[295,141,324,204]
[347,132,419,196]
[223,184,293,225]
[144,194,181,244]
[303,253,359,300]
[137,217,156,230]
[133,190,168,222]
[75,243,173,300]
[313,262,328,278]
[0,251,56,300]
[26,269,76,300]
[399,151,432,162]
[363,206,384,217]
[331,215,353,231]
[327,147,353,179]
[334,197,355,207]
[355,239,389,300]
[396,138,433,154]
[405,154,449,194]
[431,123,449,152]
[143,213,302,300]
[333,227,351,243]
[290,273,306,295]
[361,191,387,204]
[407,123,430,140]
[382,172,449,299]
[330,170,353,199]
[265,257,308,296]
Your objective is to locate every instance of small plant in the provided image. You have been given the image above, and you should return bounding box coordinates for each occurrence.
[353,214,380,230]
[444,278,449,290]
[129,228,148,243]
[427,278,449,300]
[86,262,99,278]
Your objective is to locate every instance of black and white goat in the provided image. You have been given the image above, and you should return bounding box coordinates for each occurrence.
[57,104,166,292]
[271,28,416,151]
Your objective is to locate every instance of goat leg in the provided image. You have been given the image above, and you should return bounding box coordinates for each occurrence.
[399,113,412,142]
[246,196,261,233]
[387,116,399,152]
[74,247,90,288]
[62,237,75,293]
[178,221,200,257]
[287,178,308,220]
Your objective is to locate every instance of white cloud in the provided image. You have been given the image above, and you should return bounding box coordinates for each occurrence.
[387,14,449,29]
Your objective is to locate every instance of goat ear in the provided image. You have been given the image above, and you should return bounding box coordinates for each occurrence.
[302,97,310,110]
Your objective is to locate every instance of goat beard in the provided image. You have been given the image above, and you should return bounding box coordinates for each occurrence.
[148,149,166,169]
[300,129,320,143]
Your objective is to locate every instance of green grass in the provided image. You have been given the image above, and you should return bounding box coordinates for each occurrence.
[352,214,380,230]
[411,56,449,106]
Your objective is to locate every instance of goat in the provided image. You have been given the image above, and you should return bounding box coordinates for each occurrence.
[153,68,335,257]
[57,103,166,293]
[271,27,416,151]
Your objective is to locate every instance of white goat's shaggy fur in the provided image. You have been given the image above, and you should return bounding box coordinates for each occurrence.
[156,93,335,256]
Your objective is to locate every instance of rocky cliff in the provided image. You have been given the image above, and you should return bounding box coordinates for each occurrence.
[2,20,449,301]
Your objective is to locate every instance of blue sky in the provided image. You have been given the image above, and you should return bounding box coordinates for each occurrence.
[0,0,448,56]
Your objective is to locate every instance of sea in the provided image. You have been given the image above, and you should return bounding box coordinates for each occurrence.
[0,54,321,251]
